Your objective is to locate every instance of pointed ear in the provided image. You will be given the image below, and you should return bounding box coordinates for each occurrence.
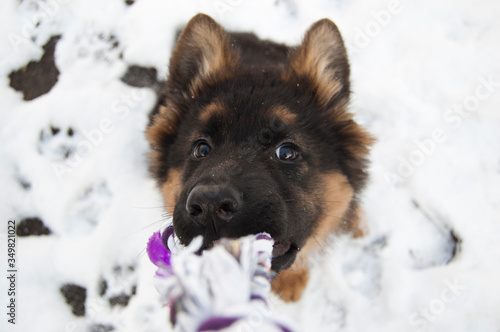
[168,14,239,96]
[290,19,350,108]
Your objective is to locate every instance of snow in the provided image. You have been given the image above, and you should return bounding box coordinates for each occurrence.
[1,0,499,331]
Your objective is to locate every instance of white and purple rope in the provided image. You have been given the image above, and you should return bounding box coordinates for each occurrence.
[147,226,297,332]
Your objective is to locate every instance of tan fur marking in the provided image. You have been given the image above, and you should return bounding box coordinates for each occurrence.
[271,105,297,125]
[160,168,182,215]
[146,105,180,180]
[315,172,354,237]
[348,204,365,238]
[191,23,230,78]
[290,19,347,107]
[272,172,354,302]
[146,103,181,145]
[272,256,309,302]
[199,101,226,123]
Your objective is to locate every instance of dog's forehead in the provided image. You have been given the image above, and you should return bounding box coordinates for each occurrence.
[195,101,298,145]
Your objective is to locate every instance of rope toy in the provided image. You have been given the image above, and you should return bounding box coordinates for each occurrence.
[147,226,297,332]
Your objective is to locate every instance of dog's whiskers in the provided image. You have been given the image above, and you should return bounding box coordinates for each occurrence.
[131,205,166,209]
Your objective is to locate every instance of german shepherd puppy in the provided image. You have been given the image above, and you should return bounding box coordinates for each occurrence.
[147,14,372,302]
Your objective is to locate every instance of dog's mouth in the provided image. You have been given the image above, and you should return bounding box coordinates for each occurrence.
[199,239,297,258]
[173,231,300,272]
[272,241,292,258]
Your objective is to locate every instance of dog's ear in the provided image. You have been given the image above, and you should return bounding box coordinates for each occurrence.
[290,19,350,108]
[168,14,239,96]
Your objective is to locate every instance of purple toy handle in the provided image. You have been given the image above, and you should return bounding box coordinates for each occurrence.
[147,230,171,268]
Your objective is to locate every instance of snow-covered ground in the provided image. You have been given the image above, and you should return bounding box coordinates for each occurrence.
[1,0,499,331]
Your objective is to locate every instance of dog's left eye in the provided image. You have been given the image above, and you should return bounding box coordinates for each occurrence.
[193,140,212,158]
[275,144,300,162]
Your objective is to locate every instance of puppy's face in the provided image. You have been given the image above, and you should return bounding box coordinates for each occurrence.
[147,14,372,272]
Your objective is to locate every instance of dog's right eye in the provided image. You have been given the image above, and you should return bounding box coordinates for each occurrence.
[193,140,212,158]
[275,143,300,162]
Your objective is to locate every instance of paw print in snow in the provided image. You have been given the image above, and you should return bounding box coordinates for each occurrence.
[98,263,138,308]
[38,125,78,161]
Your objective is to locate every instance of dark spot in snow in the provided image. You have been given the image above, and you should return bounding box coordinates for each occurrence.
[109,294,131,307]
[98,278,108,297]
[368,236,387,250]
[121,65,159,89]
[112,265,122,274]
[124,0,135,6]
[39,129,45,142]
[50,126,60,135]
[60,284,87,317]
[8,35,61,101]
[131,284,137,295]
[16,217,51,236]
[447,229,461,264]
[18,177,31,190]
[90,324,115,332]
[67,127,74,136]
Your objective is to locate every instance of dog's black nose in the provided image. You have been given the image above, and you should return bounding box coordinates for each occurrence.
[186,184,242,228]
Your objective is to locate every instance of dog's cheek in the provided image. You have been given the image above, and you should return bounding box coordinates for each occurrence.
[313,171,354,242]
[160,168,183,215]
[272,172,353,302]
[287,188,318,241]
